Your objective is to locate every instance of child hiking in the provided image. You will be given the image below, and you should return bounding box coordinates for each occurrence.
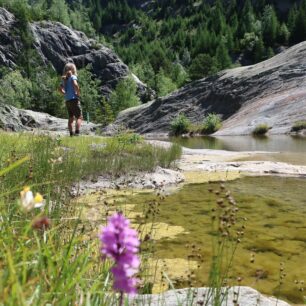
[59,63,82,136]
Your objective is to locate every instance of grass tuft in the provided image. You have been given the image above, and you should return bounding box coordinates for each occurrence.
[201,113,222,135]
[170,114,191,136]
[291,120,306,132]
[252,124,269,136]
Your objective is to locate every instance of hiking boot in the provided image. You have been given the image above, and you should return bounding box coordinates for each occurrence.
[75,130,80,136]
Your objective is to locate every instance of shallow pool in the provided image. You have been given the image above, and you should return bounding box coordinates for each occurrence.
[125,176,306,303]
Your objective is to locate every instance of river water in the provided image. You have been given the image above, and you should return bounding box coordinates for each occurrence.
[169,135,306,165]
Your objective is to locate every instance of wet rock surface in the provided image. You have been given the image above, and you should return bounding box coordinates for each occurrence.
[0,103,97,134]
[0,8,152,102]
[127,286,290,306]
[73,166,184,196]
[107,42,306,135]
[148,140,306,177]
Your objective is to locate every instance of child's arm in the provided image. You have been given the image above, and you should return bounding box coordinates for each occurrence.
[58,84,65,95]
[72,80,81,97]
[58,79,65,95]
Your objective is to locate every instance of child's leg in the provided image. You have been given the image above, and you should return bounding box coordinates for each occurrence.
[75,117,82,134]
[74,100,83,134]
[68,117,74,136]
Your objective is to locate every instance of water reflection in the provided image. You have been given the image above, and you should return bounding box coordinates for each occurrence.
[168,135,306,165]
[169,135,306,152]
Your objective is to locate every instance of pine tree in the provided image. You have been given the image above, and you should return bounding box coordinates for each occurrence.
[181,48,191,66]
[216,41,232,69]
[266,47,274,58]
[229,13,238,35]
[226,0,237,18]
[254,37,265,62]
[239,0,255,36]
[99,98,114,125]
[189,53,218,80]
[78,65,101,122]
[290,1,306,44]
[155,68,177,97]
[170,63,188,87]
[278,23,290,45]
[109,77,140,116]
[261,5,279,46]
[225,28,234,51]
[210,0,226,35]
[49,0,70,25]
[287,4,298,33]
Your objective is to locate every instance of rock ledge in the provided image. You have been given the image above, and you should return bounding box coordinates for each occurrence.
[128,286,290,306]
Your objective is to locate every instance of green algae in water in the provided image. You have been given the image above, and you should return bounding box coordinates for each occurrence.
[126,176,306,304]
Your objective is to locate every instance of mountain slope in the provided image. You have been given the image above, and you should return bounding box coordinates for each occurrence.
[107,41,306,135]
[0,7,151,101]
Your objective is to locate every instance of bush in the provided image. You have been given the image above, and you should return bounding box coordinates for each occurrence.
[109,76,140,117]
[78,65,102,123]
[170,114,190,135]
[189,53,218,80]
[0,71,32,108]
[115,131,143,145]
[30,67,66,117]
[291,121,306,132]
[202,113,222,134]
[155,68,177,97]
[252,124,269,135]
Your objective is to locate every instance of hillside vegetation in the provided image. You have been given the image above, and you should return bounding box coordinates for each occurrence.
[0,0,306,123]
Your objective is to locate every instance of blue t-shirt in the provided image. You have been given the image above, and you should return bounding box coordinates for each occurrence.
[62,75,78,101]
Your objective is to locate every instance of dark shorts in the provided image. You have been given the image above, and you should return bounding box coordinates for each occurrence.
[66,99,82,119]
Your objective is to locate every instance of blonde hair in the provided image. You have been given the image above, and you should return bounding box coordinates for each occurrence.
[62,63,77,80]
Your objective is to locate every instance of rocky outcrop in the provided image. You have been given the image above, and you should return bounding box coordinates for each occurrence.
[0,103,96,134]
[108,41,306,135]
[0,8,152,101]
[0,8,22,69]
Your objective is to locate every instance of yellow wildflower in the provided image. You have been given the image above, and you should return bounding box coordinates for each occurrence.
[34,193,44,208]
[20,187,45,211]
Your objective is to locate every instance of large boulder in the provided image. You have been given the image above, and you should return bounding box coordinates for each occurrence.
[0,103,96,134]
[0,7,153,102]
[108,41,306,135]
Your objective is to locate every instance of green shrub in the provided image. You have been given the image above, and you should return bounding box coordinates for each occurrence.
[170,114,190,135]
[0,71,32,108]
[189,53,218,80]
[109,76,140,117]
[78,65,102,123]
[155,68,177,97]
[202,113,222,134]
[115,131,143,145]
[189,123,203,134]
[291,121,306,132]
[252,124,269,135]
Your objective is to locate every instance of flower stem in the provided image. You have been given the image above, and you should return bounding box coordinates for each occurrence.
[119,292,124,306]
